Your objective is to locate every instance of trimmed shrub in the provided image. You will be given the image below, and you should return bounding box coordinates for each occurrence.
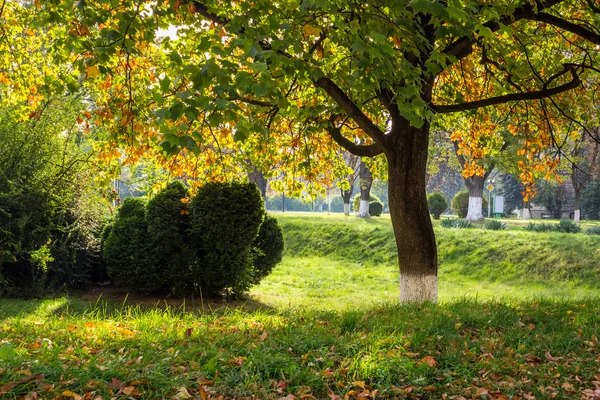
[251,215,284,284]
[451,190,488,218]
[585,226,600,235]
[190,182,265,297]
[427,192,448,219]
[369,201,384,217]
[484,220,506,230]
[352,193,383,212]
[146,181,193,296]
[103,198,157,292]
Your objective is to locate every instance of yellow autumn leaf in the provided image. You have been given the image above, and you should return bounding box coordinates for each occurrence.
[85,65,100,79]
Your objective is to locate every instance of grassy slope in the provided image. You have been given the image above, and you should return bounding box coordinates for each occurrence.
[2,212,600,399]
[251,212,600,309]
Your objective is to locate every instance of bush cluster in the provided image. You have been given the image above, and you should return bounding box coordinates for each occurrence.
[525,220,581,234]
[440,219,474,229]
[427,192,448,219]
[484,220,506,230]
[0,103,106,297]
[352,194,384,216]
[451,191,488,218]
[102,181,283,298]
[585,226,600,235]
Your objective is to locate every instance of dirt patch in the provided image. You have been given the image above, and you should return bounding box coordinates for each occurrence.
[77,284,272,314]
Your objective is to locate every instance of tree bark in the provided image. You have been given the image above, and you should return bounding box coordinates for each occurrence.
[357,160,372,218]
[465,175,485,221]
[386,125,438,303]
[574,189,582,222]
[248,164,267,209]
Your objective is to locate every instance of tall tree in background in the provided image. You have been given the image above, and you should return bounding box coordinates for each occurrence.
[10,1,600,302]
[357,160,373,218]
[339,151,360,215]
[570,129,600,221]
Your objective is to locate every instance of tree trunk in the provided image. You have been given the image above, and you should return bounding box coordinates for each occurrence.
[574,189,582,222]
[386,125,438,303]
[248,164,267,209]
[465,175,485,221]
[357,160,372,218]
[340,188,353,216]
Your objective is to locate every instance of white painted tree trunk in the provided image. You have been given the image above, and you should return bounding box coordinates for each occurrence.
[357,199,370,217]
[574,209,581,222]
[465,196,484,221]
[343,203,350,215]
[400,272,438,303]
[522,207,531,219]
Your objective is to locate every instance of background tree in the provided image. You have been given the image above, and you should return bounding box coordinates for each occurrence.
[21,0,600,302]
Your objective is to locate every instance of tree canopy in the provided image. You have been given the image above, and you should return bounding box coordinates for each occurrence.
[3,0,600,301]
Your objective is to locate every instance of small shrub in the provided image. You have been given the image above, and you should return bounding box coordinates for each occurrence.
[440,219,457,228]
[103,198,157,292]
[352,193,383,212]
[369,201,384,217]
[556,219,581,234]
[484,220,506,230]
[456,219,474,229]
[451,191,488,218]
[251,215,284,284]
[146,181,193,296]
[585,226,600,235]
[525,222,556,232]
[427,192,448,219]
[440,219,473,229]
[190,182,264,297]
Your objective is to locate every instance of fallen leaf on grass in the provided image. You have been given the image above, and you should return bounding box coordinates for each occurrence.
[545,350,557,362]
[61,389,82,399]
[173,386,192,400]
[420,356,437,368]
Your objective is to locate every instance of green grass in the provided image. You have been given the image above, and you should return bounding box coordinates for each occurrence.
[251,213,600,309]
[2,212,600,399]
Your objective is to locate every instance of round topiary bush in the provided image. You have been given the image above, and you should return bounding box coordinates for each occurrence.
[427,192,448,219]
[251,215,284,284]
[146,181,194,296]
[190,182,265,297]
[103,198,157,292]
[451,190,488,218]
[352,193,383,212]
[368,201,384,216]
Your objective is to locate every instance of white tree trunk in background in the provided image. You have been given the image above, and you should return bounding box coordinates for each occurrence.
[466,196,484,221]
[574,209,581,222]
[357,199,370,217]
[400,272,438,303]
[344,203,350,215]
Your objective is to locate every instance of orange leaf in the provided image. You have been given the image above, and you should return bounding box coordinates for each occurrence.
[420,356,437,368]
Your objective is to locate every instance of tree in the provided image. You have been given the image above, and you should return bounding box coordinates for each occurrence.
[569,129,600,221]
[357,160,374,218]
[339,151,360,215]
[20,1,600,302]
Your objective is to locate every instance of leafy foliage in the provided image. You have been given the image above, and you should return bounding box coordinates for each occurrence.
[440,219,474,229]
[0,103,105,297]
[582,179,600,220]
[190,182,265,297]
[537,182,568,219]
[251,215,284,284]
[585,226,600,235]
[525,222,556,232]
[427,192,448,219]
[146,181,193,296]
[368,201,384,217]
[451,191,488,218]
[352,194,382,212]
[556,220,582,234]
[484,220,506,231]
[103,198,157,292]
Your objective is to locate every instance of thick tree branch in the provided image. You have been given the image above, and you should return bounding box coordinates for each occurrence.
[326,118,384,157]
[432,66,581,113]
[526,12,600,45]
[315,77,386,143]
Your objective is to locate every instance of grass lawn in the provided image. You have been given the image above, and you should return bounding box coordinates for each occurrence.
[1,213,600,399]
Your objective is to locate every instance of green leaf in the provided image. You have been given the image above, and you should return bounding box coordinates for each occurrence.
[160,77,171,93]
[234,125,249,142]
[169,50,183,65]
[179,136,201,155]
[155,108,171,123]
[169,102,184,121]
